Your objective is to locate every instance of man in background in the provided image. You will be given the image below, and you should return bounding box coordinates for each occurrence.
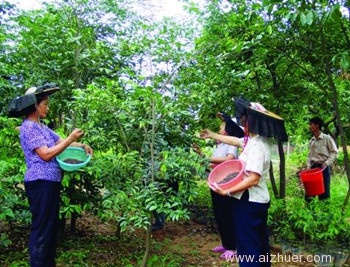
[307,117,338,201]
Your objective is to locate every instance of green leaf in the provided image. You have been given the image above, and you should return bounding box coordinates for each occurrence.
[340,53,350,70]
[300,12,307,26]
[149,205,157,211]
[306,11,314,26]
[267,25,272,35]
[62,177,69,187]
[160,164,167,172]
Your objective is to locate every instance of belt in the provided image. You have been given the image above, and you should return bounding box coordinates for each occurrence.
[311,161,323,168]
[311,161,324,165]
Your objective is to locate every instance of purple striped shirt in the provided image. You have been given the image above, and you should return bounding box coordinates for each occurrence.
[20,119,62,182]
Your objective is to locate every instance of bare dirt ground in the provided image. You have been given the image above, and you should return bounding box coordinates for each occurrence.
[2,213,349,267]
[76,213,349,267]
[151,220,318,267]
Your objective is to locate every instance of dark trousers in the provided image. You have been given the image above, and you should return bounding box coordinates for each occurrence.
[305,164,331,201]
[233,190,270,267]
[25,180,61,267]
[210,189,236,250]
[319,166,330,200]
[153,212,165,227]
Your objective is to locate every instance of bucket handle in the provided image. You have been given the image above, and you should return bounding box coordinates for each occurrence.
[315,167,327,171]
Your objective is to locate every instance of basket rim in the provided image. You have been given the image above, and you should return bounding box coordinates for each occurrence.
[208,159,245,181]
[209,159,245,173]
[56,147,91,167]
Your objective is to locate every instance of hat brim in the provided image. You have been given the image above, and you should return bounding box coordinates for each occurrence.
[233,96,288,141]
[247,107,288,141]
[35,86,60,97]
[248,107,284,120]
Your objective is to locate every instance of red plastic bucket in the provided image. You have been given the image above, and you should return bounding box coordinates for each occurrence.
[299,168,325,196]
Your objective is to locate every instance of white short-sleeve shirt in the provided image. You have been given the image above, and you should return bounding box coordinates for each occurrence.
[232,135,271,203]
[212,142,238,158]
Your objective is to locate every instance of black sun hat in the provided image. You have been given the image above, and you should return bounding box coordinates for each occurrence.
[218,112,244,138]
[8,94,37,118]
[233,96,288,142]
[8,83,60,118]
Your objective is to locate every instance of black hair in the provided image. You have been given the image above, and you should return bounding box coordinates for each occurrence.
[309,117,323,130]
[35,94,48,104]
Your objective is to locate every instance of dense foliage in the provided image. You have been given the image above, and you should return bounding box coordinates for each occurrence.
[1,0,350,265]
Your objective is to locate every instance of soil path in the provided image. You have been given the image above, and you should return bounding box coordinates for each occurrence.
[152,220,343,267]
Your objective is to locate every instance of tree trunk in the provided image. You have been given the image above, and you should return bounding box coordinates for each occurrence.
[278,141,286,199]
[140,218,152,267]
[324,62,350,209]
[269,161,279,198]
[319,19,350,209]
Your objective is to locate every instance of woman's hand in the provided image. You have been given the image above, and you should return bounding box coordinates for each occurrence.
[208,182,226,196]
[69,128,84,142]
[191,143,202,156]
[200,129,213,139]
[82,144,93,156]
[217,112,224,121]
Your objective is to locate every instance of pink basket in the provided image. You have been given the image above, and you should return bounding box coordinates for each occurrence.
[208,159,245,190]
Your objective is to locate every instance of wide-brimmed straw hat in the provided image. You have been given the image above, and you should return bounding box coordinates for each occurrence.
[8,83,60,118]
[233,96,288,142]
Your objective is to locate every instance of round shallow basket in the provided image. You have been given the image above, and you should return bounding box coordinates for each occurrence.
[56,147,91,172]
[208,159,245,190]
